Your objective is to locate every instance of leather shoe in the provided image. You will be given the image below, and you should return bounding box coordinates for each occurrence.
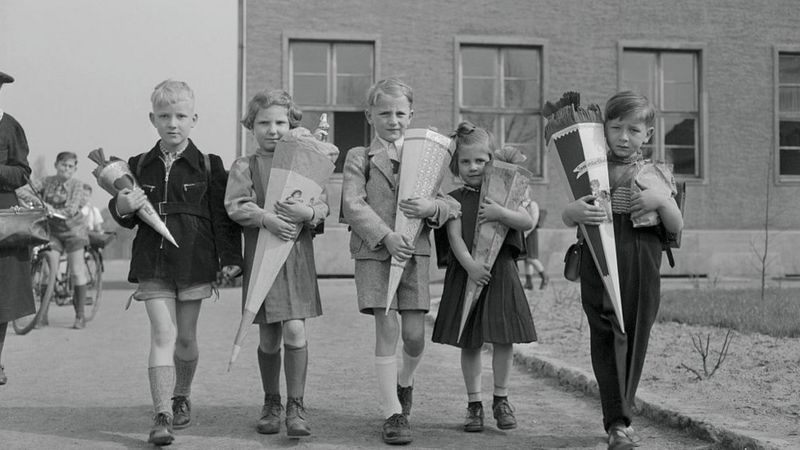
[607,424,636,450]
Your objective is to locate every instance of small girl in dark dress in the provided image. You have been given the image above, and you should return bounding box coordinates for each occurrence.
[432,122,536,433]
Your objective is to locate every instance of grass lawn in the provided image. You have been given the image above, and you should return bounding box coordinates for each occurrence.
[659,287,800,338]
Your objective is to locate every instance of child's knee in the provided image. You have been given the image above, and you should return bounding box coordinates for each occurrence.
[259,323,282,353]
[152,326,177,349]
[282,320,306,347]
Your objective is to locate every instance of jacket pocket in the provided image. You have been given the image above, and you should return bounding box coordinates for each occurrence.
[183,181,207,204]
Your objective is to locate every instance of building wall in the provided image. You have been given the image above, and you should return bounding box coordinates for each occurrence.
[244,0,800,276]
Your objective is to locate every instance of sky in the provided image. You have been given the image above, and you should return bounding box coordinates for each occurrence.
[0,0,239,207]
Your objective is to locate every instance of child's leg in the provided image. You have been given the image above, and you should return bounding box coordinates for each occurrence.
[460,347,482,402]
[257,322,283,435]
[173,300,202,397]
[398,310,425,388]
[67,248,89,327]
[523,258,534,289]
[491,343,517,429]
[144,298,177,417]
[532,258,549,289]
[0,322,6,384]
[283,319,310,436]
[374,311,402,418]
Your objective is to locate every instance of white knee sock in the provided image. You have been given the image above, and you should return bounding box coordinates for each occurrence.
[397,348,422,388]
[375,355,402,418]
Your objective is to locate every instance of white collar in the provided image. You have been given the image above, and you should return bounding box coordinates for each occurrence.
[376,135,404,159]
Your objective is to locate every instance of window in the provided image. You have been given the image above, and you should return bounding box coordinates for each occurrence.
[778,52,800,181]
[289,40,374,172]
[457,43,544,178]
[622,49,702,178]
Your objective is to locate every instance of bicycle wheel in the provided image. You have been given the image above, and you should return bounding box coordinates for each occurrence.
[83,248,103,321]
[13,253,51,335]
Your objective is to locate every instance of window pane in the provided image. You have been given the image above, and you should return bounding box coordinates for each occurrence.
[779,54,800,84]
[622,51,656,101]
[505,79,539,108]
[503,48,538,78]
[292,42,327,73]
[663,53,696,111]
[665,147,696,175]
[332,111,370,173]
[337,75,371,105]
[779,86,800,112]
[293,75,327,104]
[504,114,541,176]
[780,149,800,176]
[462,47,496,77]
[463,78,495,106]
[336,43,372,74]
[664,117,695,146]
[780,121,800,147]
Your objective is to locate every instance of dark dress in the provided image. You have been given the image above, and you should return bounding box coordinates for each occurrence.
[0,112,35,323]
[432,187,537,349]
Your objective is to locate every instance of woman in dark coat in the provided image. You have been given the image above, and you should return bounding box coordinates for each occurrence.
[0,71,35,385]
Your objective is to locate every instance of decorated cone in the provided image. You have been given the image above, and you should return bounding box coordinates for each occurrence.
[545,93,624,332]
[458,160,532,340]
[228,126,338,370]
[87,148,178,247]
[385,128,453,314]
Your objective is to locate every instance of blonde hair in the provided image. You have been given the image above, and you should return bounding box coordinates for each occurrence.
[151,79,195,108]
[365,78,413,108]
[240,89,302,130]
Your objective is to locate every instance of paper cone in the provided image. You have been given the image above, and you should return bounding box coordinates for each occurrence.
[90,158,178,247]
[457,160,533,340]
[229,130,337,368]
[546,100,624,332]
[385,128,453,314]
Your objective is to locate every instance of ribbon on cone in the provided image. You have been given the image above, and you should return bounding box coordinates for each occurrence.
[385,128,453,314]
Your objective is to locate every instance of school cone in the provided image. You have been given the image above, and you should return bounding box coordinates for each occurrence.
[544,93,624,332]
[87,148,178,247]
[385,129,453,314]
[457,160,532,340]
[228,125,337,370]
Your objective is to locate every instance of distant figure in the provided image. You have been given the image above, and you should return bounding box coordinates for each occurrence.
[0,70,35,386]
[81,183,104,232]
[522,186,549,290]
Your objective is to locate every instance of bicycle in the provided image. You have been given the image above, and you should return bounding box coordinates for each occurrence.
[13,231,115,335]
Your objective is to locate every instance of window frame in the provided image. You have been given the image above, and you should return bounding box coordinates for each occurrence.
[618,41,708,184]
[283,32,379,177]
[775,45,800,184]
[454,35,549,183]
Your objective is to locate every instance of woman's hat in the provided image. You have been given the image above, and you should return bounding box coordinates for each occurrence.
[0,71,15,84]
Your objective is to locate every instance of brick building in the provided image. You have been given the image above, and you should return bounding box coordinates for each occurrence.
[238,0,800,278]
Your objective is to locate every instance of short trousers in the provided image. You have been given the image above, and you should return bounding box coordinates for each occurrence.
[354,256,430,315]
[132,278,214,302]
[49,231,89,254]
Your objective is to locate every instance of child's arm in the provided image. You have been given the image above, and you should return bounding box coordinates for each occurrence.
[631,189,683,234]
[446,218,491,286]
[207,154,243,271]
[561,194,607,227]
[341,148,393,249]
[224,158,296,241]
[478,198,534,232]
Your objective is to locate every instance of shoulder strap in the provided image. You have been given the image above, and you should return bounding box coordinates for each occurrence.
[135,152,148,180]
[249,154,265,204]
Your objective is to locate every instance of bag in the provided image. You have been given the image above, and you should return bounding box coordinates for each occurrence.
[0,205,49,249]
[563,239,582,282]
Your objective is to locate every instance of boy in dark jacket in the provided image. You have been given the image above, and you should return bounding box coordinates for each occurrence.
[110,79,242,446]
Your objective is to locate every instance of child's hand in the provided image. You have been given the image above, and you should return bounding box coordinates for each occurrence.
[274,199,314,224]
[563,194,606,226]
[262,213,299,241]
[215,265,242,286]
[466,260,492,286]
[630,188,667,219]
[477,198,505,224]
[382,232,415,261]
[399,197,436,219]
[116,188,147,216]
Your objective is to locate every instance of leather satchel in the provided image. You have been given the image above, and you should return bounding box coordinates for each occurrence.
[563,238,583,282]
[0,205,49,249]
